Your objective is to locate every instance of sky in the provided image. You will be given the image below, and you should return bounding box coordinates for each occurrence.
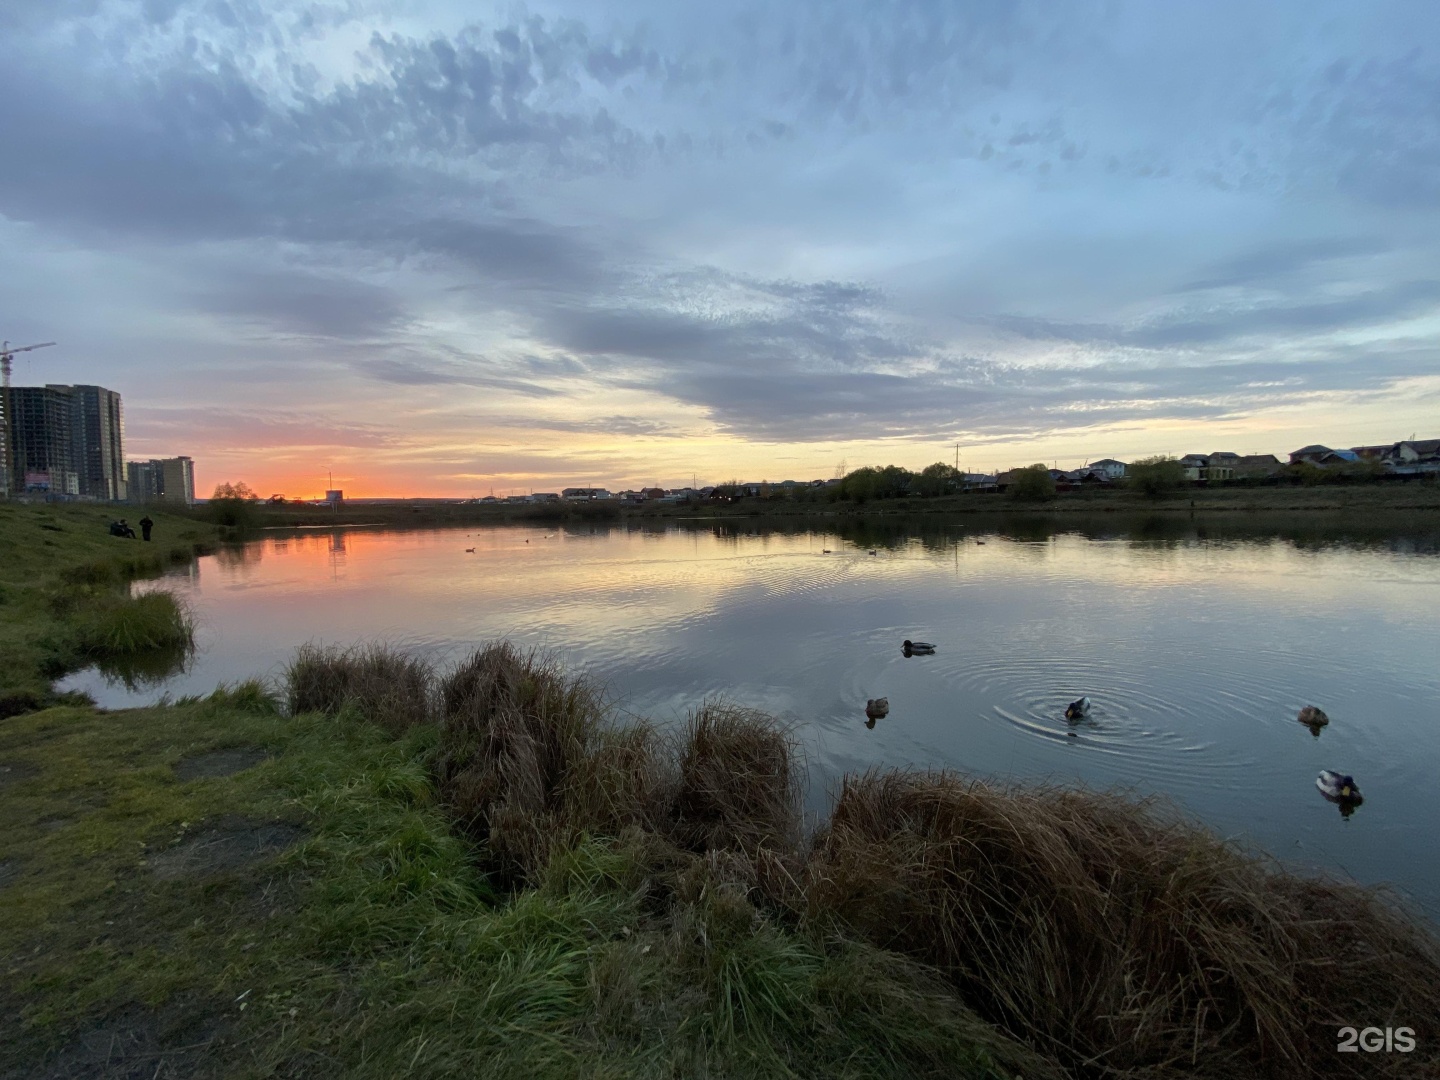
[2,0,1438,498]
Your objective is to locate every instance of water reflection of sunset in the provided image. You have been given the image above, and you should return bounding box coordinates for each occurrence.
[101,521,1440,917]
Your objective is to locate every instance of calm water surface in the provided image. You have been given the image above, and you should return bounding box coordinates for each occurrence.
[63,517,1440,917]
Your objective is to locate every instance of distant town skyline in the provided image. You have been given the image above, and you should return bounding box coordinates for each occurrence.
[2,1,1437,498]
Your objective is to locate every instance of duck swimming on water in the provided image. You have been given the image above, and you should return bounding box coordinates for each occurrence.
[1064,697,1091,720]
[1298,705,1329,729]
[865,698,889,720]
[1316,770,1362,803]
[902,640,936,655]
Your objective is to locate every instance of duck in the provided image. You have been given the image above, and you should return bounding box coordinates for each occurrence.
[464,547,475,553]
[868,549,878,556]
[865,698,889,720]
[1064,697,1091,721]
[822,549,832,554]
[1298,705,1329,728]
[902,640,936,655]
[976,539,986,545]
[1316,770,1362,803]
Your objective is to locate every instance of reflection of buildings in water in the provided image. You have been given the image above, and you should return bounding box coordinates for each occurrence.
[328,530,347,581]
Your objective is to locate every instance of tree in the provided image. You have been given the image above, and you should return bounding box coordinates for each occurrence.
[913,462,959,497]
[1008,464,1056,501]
[839,467,882,503]
[209,481,260,528]
[212,481,257,501]
[1125,456,1187,497]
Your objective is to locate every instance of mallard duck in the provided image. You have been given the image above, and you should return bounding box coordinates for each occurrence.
[1316,770,1362,803]
[902,640,936,655]
[1064,697,1091,720]
[865,698,889,719]
[1298,706,1329,728]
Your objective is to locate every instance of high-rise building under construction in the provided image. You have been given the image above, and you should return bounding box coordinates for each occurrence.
[3,383,126,500]
[128,456,195,506]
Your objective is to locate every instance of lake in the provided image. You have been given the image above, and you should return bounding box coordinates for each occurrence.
[62,514,1440,919]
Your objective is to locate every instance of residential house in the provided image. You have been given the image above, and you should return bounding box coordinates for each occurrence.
[1380,439,1440,475]
[1086,458,1127,481]
[1203,451,1240,482]
[1231,454,1283,478]
[531,493,560,503]
[562,487,611,500]
[1179,454,1209,481]
[1289,444,1358,467]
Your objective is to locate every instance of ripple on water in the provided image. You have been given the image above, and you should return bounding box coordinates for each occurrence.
[956,645,1316,790]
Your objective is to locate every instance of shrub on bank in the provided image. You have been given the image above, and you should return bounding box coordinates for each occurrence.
[1008,464,1057,501]
[1127,454,1188,497]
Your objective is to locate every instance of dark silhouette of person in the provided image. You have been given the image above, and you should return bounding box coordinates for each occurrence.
[139,515,154,541]
[119,519,136,539]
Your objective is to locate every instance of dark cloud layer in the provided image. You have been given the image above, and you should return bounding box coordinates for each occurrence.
[1,0,1437,476]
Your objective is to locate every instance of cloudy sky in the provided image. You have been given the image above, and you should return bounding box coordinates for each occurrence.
[3,0,1437,497]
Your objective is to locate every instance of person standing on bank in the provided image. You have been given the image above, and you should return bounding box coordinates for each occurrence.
[139,515,154,542]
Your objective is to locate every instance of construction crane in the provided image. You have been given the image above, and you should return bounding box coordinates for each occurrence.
[1,340,57,499]
[1,340,56,390]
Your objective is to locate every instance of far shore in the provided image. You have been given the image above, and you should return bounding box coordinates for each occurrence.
[248,477,1440,529]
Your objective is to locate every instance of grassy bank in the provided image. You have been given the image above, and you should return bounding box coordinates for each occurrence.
[3,509,1438,1077]
[1,683,1047,1079]
[0,502,216,715]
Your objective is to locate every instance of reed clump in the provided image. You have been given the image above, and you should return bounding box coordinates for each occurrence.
[671,702,800,857]
[72,590,195,657]
[803,769,1440,1079]
[432,645,805,891]
[285,643,434,736]
[434,642,628,885]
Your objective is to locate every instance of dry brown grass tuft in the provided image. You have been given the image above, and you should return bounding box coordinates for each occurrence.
[434,642,654,885]
[804,769,1440,1079]
[284,643,434,735]
[670,701,801,858]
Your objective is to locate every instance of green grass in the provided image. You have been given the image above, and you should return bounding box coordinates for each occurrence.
[72,590,194,655]
[0,501,217,709]
[0,697,1043,1079]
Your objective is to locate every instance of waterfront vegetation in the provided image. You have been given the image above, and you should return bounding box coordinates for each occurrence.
[0,502,211,718]
[3,502,1440,1077]
[241,471,1440,530]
